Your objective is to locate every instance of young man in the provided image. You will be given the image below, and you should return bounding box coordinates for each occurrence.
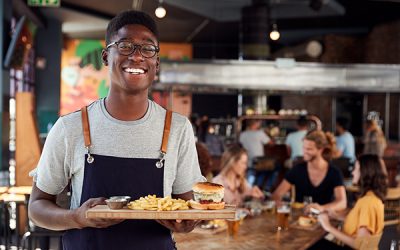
[272,130,347,212]
[335,117,356,163]
[239,119,271,185]
[29,10,204,250]
[285,116,308,161]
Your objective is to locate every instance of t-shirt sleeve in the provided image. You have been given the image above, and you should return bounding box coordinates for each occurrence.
[331,166,345,187]
[284,165,299,184]
[260,131,270,144]
[172,118,206,194]
[357,201,379,234]
[336,137,345,152]
[285,134,292,146]
[33,117,71,195]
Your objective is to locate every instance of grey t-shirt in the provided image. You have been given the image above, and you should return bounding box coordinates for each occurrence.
[239,130,270,164]
[32,98,205,209]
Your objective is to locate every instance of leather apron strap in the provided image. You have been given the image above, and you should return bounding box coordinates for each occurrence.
[161,110,172,154]
[81,106,91,147]
[81,106,172,165]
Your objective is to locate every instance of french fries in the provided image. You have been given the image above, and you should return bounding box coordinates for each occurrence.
[127,195,190,211]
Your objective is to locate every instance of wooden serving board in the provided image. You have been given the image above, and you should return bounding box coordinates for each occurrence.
[86,205,236,220]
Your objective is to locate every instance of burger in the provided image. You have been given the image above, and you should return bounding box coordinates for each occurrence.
[189,182,225,210]
[298,215,317,227]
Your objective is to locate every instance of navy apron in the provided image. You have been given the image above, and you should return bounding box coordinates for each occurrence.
[63,106,175,250]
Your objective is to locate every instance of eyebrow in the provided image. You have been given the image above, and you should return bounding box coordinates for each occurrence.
[118,37,157,45]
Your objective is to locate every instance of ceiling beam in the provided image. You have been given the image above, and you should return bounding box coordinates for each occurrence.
[13,0,46,28]
[60,2,114,20]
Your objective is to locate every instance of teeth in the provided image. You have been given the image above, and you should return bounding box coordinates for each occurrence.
[123,68,145,74]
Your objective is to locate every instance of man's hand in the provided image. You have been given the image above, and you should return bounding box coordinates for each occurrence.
[73,198,124,229]
[156,219,201,233]
[304,203,323,214]
[251,186,265,199]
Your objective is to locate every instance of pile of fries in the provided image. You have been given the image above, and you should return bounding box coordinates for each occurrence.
[127,195,190,211]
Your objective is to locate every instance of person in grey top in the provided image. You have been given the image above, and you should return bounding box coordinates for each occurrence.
[239,119,271,165]
[29,10,204,250]
[239,119,271,185]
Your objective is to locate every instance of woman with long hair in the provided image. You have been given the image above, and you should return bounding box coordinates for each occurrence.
[312,154,388,249]
[212,144,264,207]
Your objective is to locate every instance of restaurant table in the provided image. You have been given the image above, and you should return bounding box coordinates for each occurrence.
[174,212,328,250]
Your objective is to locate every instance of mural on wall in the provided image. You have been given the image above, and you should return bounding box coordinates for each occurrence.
[61,40,192,115]
[61,39,109,115]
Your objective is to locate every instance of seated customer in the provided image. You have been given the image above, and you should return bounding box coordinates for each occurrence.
[195,142,214,182]
[272,130,347,212]
[213,144,264,207]
[312,154,387,249]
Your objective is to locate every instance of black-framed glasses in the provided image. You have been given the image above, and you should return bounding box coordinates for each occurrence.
[106,41,159,58]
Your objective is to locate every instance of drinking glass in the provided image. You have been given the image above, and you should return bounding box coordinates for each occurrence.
[276,202,290,231]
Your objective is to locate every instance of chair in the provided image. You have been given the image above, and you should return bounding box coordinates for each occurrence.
[384,187,400,225]
[20,227,64,250]
[19,191,69,250]
[331,157,352,178]
[382,157,399,187]
[354,233,382,250]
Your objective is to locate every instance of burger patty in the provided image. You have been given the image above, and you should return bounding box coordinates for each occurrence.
[193,192,223,203]
[199,200,223,204]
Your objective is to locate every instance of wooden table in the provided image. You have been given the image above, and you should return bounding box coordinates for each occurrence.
[174,212,327,250]
[7,186,32,195]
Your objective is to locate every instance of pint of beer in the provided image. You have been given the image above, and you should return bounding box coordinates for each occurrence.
[227,220,240,237]
[276,203,290,230]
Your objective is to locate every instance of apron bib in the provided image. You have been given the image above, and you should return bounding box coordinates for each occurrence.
[63,107,175,250]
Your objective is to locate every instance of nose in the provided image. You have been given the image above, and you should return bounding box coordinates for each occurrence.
[127,46,143,60]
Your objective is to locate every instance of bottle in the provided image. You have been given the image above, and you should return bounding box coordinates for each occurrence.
[390,240,397,250]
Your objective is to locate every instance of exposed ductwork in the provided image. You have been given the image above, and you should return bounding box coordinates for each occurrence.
[159,60,400,92]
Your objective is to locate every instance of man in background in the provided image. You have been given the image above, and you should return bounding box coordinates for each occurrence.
[285,116,308,167]
[239,119,271,185]
[336,117,356,163]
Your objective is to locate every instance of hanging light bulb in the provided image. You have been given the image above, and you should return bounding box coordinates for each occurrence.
[155,0,166,18]
[269,23,280,41]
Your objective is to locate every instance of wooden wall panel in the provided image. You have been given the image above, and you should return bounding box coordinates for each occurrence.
[16,92,41,186]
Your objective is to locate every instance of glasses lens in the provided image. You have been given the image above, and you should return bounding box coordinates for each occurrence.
[117,41,134,55]
[140,44,157,58]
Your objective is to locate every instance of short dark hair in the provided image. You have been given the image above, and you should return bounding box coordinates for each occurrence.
[297,116,308,127]
[336,117,350,131]
[106,10,159,45]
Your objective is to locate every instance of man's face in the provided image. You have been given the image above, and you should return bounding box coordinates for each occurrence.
[302,139,322,162]
[102,24,159,95]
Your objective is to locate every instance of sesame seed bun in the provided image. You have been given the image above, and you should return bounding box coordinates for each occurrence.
[192,182,224,194]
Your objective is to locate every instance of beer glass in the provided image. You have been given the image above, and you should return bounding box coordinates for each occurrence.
[227,219,240,237]
[276,202,290,231]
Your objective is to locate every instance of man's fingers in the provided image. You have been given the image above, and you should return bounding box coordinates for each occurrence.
[85,197,106,208]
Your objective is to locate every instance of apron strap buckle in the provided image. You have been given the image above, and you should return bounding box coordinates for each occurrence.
[86,146,94,164]
[156,151,165,168]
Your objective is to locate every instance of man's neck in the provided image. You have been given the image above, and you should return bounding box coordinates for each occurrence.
[337,130,345,135]
[105,91,149,121]
[307,156,328,170]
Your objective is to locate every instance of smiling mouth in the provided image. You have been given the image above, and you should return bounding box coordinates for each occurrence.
[122,67,147,75]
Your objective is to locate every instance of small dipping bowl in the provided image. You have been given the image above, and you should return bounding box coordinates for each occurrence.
[106,196,131,210]
[109,196,131,206]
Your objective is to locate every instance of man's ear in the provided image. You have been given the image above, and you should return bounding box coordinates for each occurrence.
[156,56,160,72]
[101,49,108,66]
